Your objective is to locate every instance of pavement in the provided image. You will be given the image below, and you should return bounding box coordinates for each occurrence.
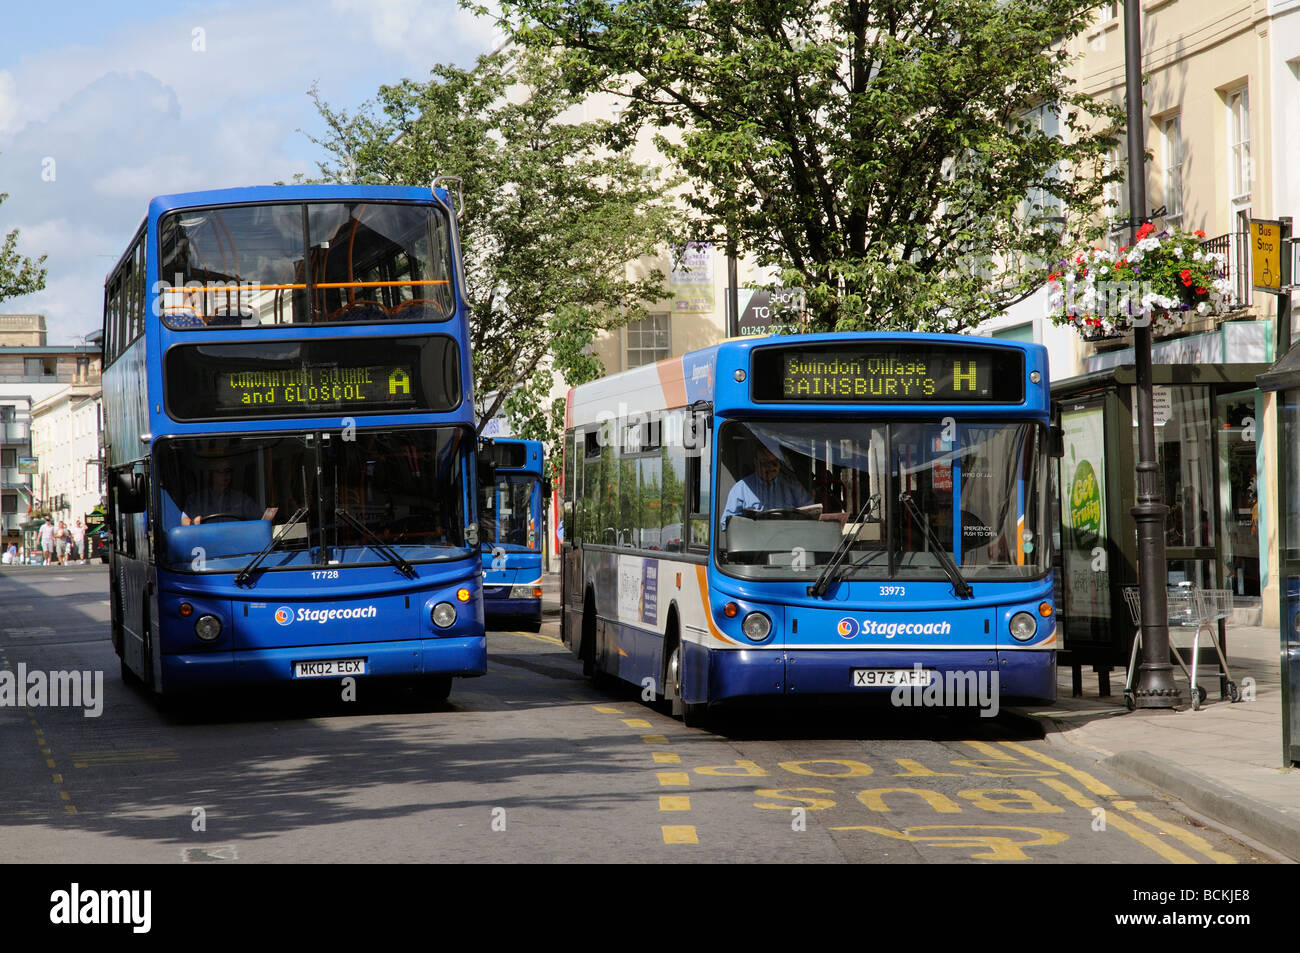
[1016,621,1300,862]
[540,571,1300,860]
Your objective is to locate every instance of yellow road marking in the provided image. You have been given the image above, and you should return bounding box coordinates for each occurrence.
[1037,777,1196,864]
[500,630,564,647]
[641,734,669,744]
[592,706,622,714]
[964,740,1021,761]
[622,718,653,729]
[1111,800,1237,865]
[657,771,690,787]
[653,752,681,764]
[662,825,699,844]
[659,796,692,811]
[999,742,1117,796]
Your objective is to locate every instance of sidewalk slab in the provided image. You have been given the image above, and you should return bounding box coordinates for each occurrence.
[1014,622,1300,861]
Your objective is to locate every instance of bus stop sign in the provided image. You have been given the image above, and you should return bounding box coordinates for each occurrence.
[1251,219,1283,294]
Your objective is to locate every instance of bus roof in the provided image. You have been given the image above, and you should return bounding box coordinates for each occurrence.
[147,184,449,218]
[565,332,1049,428]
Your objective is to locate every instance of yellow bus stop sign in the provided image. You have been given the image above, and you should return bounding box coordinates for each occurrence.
[1250,219,1282,294]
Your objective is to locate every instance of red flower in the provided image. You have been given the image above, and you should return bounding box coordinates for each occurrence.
[1180,268,1193,286]
[1196,287,1207,294]
[1137,223,1154,239]
[1195,229,1206,238]
[1076,255,1085,264]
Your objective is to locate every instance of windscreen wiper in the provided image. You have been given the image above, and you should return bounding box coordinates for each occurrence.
[234,506,309,588]
[808,494,879,598]
[335,507,418,579]
[899,492,974,599]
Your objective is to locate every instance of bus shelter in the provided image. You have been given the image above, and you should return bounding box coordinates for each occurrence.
[1053,362,1268,695]
[1257,351,1300,766]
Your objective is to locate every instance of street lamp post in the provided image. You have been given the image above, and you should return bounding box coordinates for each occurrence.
[1125,0,1181,708]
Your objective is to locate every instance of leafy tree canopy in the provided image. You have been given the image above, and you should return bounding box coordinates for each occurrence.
[486,0,1123,332]
[305,47,683,458]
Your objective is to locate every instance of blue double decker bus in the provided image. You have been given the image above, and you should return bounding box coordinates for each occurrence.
[479,438,546,631]
[102,183,485,700]
[561,333,1057,724]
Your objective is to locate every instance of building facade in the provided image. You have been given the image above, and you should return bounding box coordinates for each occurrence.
[0,315,103,547]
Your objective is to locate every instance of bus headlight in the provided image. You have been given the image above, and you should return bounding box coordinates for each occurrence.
[741,611,772,642]
[194,614,222,642]
[509,585,543,599]
[431,602,457,628]
[1009,612,1037,642]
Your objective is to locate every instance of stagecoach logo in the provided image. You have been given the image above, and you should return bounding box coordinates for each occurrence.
[838,617,953,639]
[275,606,294,626]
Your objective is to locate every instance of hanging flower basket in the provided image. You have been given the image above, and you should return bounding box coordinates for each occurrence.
[1047,224,1231,338]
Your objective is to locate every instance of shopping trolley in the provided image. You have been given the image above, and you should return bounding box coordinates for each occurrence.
[1121,584,1240,710]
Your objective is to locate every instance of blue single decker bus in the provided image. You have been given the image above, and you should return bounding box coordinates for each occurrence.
[478,438,546,631]
[102,183,485,700]
[561,333,1058,724]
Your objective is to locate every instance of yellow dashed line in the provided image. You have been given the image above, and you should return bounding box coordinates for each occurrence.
[662,825,698,845]
[593,706,622,714]
[999,741,1117,796]
[657,771,690,787]
[653,752,681,764]
[1037,776,1196,864]
[659,796,692,811]
[51,774,61,784]
[622,718,653,729]
[641,734,669,745]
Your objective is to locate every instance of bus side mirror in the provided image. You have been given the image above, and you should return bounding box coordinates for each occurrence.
[477,459,496,487]
[1050,425,1065,458]
[114,471,146,513]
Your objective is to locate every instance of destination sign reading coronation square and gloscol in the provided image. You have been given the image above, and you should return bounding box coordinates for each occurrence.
[214,363,416,411]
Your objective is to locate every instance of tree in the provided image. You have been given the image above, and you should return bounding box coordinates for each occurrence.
[488,0,1123,332]
[305,48,683,458]
[0,174,47,301]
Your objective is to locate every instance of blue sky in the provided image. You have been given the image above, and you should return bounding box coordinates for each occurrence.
[0,0,500,343]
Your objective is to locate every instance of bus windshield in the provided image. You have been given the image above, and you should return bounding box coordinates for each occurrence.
[158,202,454,328]
[480,475,540,552]
[715,419,1049,582]
[155,427,471,573]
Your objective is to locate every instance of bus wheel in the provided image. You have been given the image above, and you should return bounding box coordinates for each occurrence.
[668,639,709,728]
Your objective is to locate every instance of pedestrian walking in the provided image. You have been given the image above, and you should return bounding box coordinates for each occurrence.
[72,520,86,565]
[56,521,71,566]
[39,518,54,566]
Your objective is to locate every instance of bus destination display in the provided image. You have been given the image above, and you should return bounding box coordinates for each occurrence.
[751,343,1024,403]
[165,336,462,420]
[216,364,416,411]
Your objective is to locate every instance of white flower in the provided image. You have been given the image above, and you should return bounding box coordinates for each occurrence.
[1173,246,1184,259]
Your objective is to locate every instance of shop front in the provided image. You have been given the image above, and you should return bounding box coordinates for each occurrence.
[1054,362,1268,694]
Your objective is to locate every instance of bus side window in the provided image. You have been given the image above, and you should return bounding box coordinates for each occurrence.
[687,412,711,552]
[563,429,576,546]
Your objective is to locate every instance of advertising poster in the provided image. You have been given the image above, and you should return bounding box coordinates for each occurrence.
[1061,406,1110,629]
[670,242,715,313]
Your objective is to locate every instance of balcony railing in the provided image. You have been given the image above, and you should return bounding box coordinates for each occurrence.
[1201,232,1252,312]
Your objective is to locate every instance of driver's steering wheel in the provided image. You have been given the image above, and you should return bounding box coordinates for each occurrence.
[753,507,808,520]
[198,513,241,523]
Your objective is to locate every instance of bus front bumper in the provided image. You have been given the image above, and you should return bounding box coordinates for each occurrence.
[159,636,487,691]
[693,646,1056,708]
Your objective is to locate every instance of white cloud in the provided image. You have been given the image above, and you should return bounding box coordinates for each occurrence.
[0,1,498,341]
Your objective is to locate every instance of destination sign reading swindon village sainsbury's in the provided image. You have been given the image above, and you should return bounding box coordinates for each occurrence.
[751,344,1024,403]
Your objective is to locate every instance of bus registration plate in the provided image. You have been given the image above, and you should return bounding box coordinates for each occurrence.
[294,658,366,678]
[852,668,933,688]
